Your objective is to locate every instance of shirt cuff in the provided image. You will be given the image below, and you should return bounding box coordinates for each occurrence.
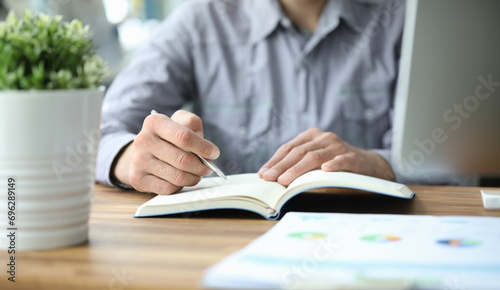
[96,132,136,188]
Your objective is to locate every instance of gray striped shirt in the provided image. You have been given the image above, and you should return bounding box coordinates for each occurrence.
[98,0,459,186]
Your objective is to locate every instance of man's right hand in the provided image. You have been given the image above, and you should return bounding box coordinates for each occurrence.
[112,110,220,195]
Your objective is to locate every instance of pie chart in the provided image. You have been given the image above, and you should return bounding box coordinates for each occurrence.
[360,234,401,243]
[436,239,482,247]
[288,232,328,240]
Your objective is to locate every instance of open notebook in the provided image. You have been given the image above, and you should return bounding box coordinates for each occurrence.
[134,170,414,219]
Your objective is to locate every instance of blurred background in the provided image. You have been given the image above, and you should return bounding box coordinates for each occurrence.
[0,0,189,85]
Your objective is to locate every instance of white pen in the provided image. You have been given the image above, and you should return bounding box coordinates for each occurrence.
[150,110,227,180]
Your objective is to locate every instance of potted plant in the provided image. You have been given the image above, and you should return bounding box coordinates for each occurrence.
[0,11,107,250]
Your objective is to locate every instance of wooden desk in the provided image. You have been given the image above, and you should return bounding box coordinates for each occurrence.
[2,184,499,290]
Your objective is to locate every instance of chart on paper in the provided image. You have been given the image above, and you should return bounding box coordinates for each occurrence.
[204,212,500,289]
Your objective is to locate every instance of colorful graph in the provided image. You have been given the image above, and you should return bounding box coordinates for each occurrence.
[361,234,401,243]
[436,239,482,247]
[288,232,328,240]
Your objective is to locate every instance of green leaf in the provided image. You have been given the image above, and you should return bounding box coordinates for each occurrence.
[0,10,107,90]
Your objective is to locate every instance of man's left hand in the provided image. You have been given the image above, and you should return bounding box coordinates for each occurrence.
[258,128,395,186]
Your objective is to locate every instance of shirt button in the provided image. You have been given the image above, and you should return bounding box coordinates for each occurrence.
[363,108,376,121]
[301,114,309,123]
[239,127,247,137]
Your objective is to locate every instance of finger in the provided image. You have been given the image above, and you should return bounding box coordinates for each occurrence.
[258,129,321,177]
[277,148,332,186]
[129,153,203,194]
[258,143,292,178]
[321,152,358,173]
[134,126,212,176]
[171,110,204,137]
[146,158,203,187]
[261,141,325,181]
[145,113,220,160]
[129,171,182,195]
[149,135,212,176]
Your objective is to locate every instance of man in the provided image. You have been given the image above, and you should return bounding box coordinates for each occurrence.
[97,0,407,195]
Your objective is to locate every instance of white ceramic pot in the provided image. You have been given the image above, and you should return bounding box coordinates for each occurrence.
[0,88,104,250]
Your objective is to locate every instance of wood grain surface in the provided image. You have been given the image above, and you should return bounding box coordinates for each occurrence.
[1,184,499,290]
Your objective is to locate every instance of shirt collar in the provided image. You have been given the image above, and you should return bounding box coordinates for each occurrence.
[339,0,379,34]
[246,0,283,44]
[246,0,378,44]
[316,0,343,36]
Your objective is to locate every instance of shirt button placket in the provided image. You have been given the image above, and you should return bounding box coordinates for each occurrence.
[295,57,309,130]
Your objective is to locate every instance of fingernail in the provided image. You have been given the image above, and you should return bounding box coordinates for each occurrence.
[322,162,333,171]
[278,172,292,184]
[263,169,278,180]
[209,148,220,160]
[258,167,269,176]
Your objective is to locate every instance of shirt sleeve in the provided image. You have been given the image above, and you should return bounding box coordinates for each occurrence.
[95,3,197,187]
